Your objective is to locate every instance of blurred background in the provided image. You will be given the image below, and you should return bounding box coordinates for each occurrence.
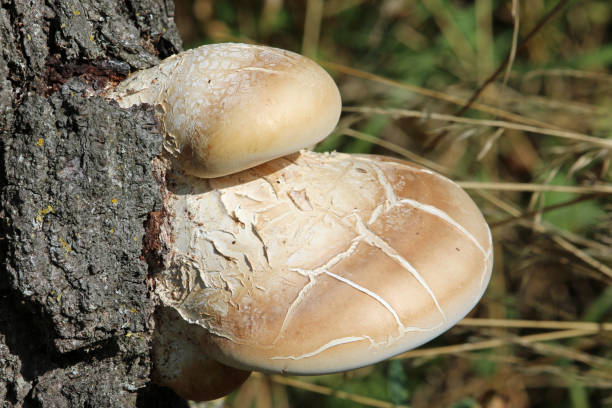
[172,1,612,407]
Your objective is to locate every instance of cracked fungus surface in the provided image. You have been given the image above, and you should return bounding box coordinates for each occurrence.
[108,43,341,178]
[156,151,493,374]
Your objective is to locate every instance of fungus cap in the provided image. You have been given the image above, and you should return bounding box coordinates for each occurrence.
[152,306,251,401]
[107,43,341,178]
[155,150,493,375]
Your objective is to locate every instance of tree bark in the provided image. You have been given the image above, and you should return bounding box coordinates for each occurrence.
[0,0,187,406]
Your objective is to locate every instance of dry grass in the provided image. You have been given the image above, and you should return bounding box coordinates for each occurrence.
[176,1,611,407]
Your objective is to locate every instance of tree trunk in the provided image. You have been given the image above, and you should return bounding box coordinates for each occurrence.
[0,0,187,406]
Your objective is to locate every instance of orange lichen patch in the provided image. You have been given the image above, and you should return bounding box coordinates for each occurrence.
[36,205,54,222]
[50,290,61,301]
[58,237,71,253]
[48,290,62,304]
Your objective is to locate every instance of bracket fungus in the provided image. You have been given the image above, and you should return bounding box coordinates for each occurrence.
[107,43,341,178]
[108,43,493,401]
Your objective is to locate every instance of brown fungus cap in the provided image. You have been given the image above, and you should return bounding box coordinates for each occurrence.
[154,150,493,376]
[152,306,251,401]
[107,43,341,178]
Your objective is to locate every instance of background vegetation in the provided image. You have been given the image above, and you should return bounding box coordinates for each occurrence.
[173,1,612,407]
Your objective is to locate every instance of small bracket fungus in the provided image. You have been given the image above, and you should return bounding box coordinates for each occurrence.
[107,43,341,178]
[109,43,493,401]
[152,306,251,401]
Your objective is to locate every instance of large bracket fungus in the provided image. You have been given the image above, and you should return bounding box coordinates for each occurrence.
[108,43,493,401]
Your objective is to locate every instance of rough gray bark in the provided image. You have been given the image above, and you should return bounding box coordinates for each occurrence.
[0,0,188,406]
